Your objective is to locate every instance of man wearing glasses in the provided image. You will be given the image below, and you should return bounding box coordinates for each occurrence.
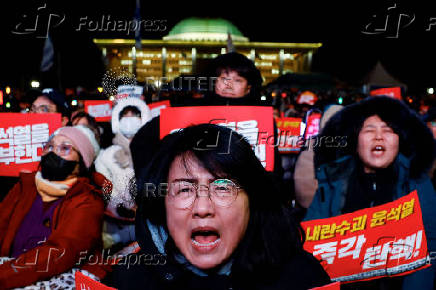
[30,88,71,126]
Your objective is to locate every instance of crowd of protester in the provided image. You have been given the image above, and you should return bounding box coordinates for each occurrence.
[0,52,436,289]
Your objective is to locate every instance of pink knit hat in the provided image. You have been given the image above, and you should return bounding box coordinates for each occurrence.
[54,125,100,168]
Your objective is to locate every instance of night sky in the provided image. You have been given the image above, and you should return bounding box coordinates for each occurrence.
[1,1,436,92]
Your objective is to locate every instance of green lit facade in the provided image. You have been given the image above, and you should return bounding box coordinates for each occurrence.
[94,18,322,85]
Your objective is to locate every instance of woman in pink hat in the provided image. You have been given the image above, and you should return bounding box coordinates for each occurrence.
[0,125,108,289]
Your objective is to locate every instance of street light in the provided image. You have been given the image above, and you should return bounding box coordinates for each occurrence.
[427,88,434,94]
[31,81,40,88]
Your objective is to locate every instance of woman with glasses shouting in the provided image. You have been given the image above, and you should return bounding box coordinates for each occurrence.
[0,125,109,289]
[105,124,330,290]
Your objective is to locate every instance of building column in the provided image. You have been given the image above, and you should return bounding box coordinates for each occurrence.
[307,51,313,71]
[162,47,167,78]
[192,47,197,75]
[250,49,255,61]
[131,46,136,76]
[279,49,284,76]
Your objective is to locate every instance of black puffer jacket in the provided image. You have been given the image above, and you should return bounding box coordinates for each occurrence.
[104,218,330,290]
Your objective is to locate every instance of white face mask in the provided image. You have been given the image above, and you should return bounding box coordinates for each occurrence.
[119,117,142,138]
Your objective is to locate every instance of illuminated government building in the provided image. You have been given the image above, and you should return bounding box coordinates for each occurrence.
[94,18,322,85]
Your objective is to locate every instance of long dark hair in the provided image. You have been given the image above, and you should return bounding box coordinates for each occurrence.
[134,124,303,274]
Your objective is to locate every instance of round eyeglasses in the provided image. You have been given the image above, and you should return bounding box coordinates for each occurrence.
[31,104,54,113]
[42,142,77,157]
[167,179,241,209]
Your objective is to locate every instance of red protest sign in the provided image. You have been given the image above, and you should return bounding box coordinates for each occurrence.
[84,100,113,122]
[148,100,170,118]
[302,190,430,283]
[275,117,302,154]
[310,282,340,290]
[0,113,62,177]
[370,87,402,100]
[304,111,322,140]
[160,106,275,171]
[75,271,116,290]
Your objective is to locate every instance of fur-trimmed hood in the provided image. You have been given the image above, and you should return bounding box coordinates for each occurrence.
[314,96,435,178]
[111,97,152,135]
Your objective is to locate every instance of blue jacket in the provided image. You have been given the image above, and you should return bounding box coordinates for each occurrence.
[306,154,436,252]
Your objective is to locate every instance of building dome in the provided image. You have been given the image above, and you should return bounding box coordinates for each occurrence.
[163,17,249,42]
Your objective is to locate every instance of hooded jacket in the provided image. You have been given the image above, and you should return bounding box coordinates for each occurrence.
[95,97,152,220]
[304,97,436,288]
[0,172,106,289]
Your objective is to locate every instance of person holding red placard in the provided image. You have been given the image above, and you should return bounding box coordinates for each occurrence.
[305,96,436,289]
[105,124,330,289]
[130,52,287,203]
[0,125,107,289]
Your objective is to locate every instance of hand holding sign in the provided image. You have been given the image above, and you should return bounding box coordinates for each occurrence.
[302,191,430,283]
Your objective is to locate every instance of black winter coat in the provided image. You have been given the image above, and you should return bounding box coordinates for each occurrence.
[104,223,330,290]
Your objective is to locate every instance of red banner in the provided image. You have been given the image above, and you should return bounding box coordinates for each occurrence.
[370,87,402,100]
[75,271,116,290]
[160,106,275,171]
[304,111,322,140]
[275,117,302,154]
[148,100,171,118]
[302,191,430,283]
[0,113,62,176]
[84,100,113,122]
[310,282,341,290]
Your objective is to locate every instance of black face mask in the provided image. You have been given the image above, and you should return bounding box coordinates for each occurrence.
[40,152,78,181]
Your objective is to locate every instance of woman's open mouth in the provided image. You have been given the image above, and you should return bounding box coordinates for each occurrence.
[191,227,221,252]
[371,145,385,156]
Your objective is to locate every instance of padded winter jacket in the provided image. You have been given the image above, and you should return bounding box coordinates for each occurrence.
[0,172,106,289]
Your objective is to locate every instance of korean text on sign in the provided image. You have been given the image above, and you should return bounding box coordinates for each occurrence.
[0,113,62,176]
[159,106,275,171]
[301,190,430,283]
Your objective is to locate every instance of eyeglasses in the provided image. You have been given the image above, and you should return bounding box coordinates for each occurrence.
[167,179,241,209]
[42,142,76,157]
[31,104,55,113]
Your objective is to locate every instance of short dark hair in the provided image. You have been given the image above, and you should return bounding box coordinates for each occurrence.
[210,52,263,98]
[119,105,141,120]
[39,90,71,119]
[134,124,303,273]
[315,96,435,177]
